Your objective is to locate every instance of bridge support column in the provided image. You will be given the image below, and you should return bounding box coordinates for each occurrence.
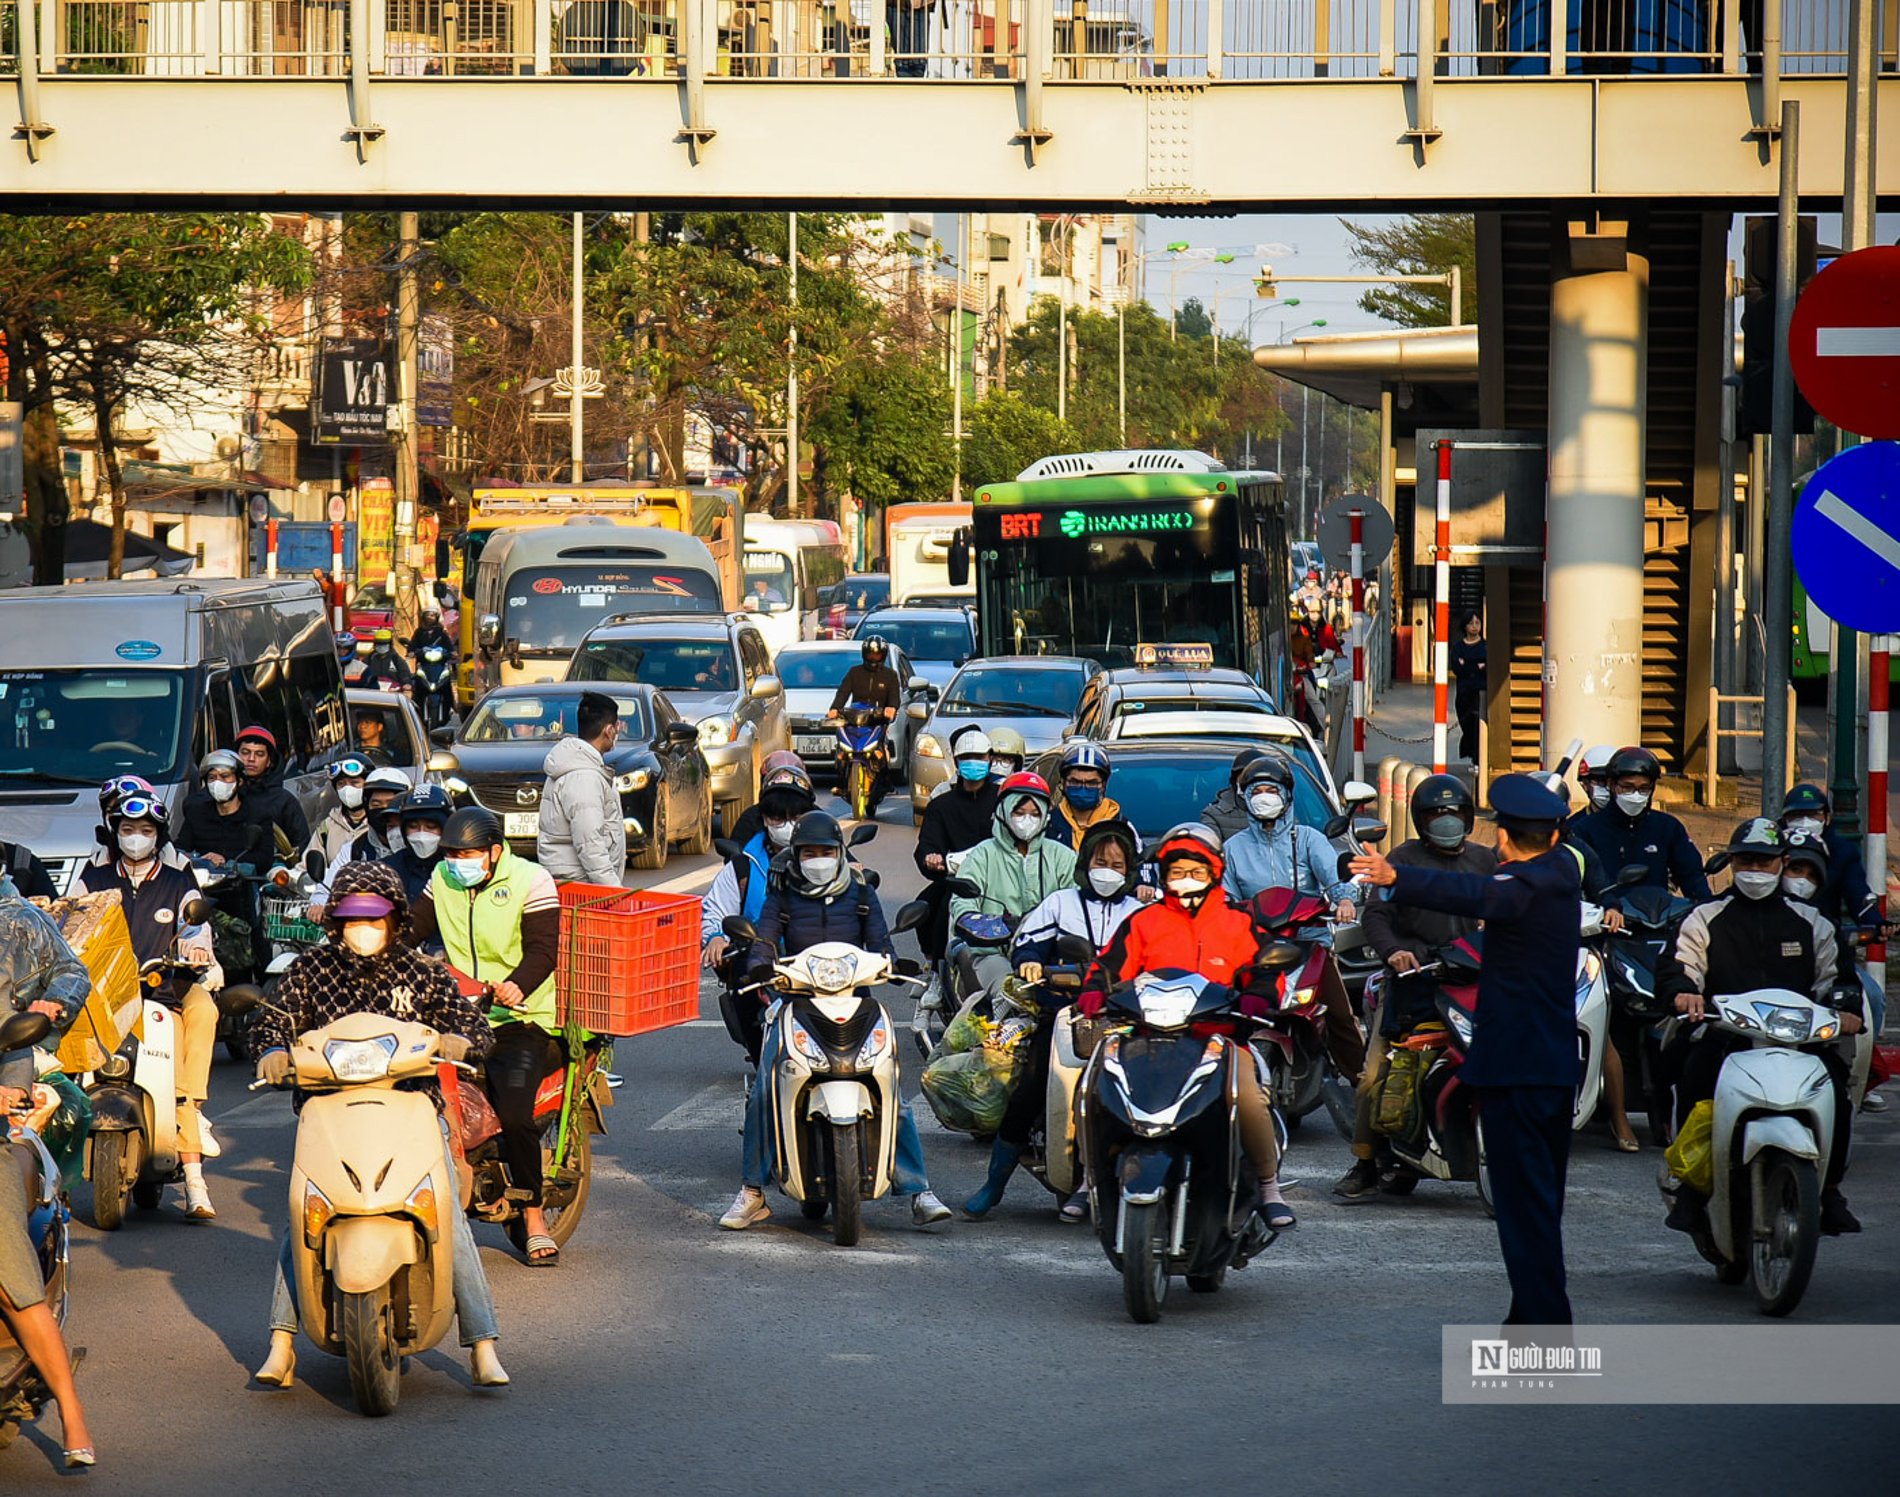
[1544,227,1649,764]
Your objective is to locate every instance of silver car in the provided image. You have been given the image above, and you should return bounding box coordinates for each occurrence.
[906,654,1102,819]
[567,612,789,831]
[773,639,925,779]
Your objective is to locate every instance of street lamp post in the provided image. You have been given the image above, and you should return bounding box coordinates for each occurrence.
[569,212,584,483]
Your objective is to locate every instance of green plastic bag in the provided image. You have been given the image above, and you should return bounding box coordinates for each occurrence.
[920,1026,1030,1135]
[941,1007,992,1057]
[1665,1099,1715,1196]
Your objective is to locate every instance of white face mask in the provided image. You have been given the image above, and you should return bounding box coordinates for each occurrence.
[1248,789,1286,822]
[207,779,237,804]
[1784,816,1824,838]
[383,826,405,852]
[1733,869,1780,901]
[1167,875,1211,897]
[341,922,388,957]
[1586,783,1612,811]
[117,831,157,864]
[337,783,365,810]
[405,830,442,860]
[1615,790,1651,818]
[1009,809,1045,842]
[800,855,840,886]
[766,820,795,847]
[1782,874,1820,902]
[1087,867,1126,898]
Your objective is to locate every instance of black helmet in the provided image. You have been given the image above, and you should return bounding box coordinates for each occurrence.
[759,781,817,821]
[440,807,504,853]
[1074,818,1140,897]
[1606,746,1661,783]
[1781,783,1830,819]
[1411,773,1474,849]
[860,635,889,666]
[1228,747,1264,787]
[1240,755,1295,794]
[1782,829,1829,877]
[788,810,844,854]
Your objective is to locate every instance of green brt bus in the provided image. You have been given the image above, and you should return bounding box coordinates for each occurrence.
[970,450,1292,697]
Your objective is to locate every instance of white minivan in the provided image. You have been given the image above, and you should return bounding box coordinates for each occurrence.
[740,515,849,658]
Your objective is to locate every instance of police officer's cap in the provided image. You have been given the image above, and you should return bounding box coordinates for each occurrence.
[1724,817,1786,857]
[1486,773,1567,825]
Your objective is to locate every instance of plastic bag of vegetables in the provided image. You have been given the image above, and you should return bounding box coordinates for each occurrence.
[921,1024,1032,1134]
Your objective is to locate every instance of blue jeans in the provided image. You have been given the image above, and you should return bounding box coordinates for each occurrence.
[742,1022,930,1194]
[270,1117,499,1348]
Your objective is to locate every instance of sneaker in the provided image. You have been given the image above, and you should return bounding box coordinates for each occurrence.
[1862,1090,1888,1112]
[719,1186,771,1230]
[1820,1190,1862,1236]
[911,1190,952,1226]
[1332,1158,1382,1200]
[182,1179,217,1220]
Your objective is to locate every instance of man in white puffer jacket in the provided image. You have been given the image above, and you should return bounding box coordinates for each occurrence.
[537,692,627,885]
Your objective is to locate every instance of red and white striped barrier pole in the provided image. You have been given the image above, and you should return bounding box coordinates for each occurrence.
[1432,441,1452,774]
[265,518,279,580]
[1868,635,1889,999]
[330,521,345,632]
[1350,507,1366,785]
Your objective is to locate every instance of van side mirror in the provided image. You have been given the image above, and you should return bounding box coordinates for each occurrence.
[478,614,501,651]
[665,722,699,745]
[429,726,456,747]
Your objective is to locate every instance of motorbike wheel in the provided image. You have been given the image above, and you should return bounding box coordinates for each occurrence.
[633,792,669,871]
[827,1122,863,1247]
[1186,1265,1226,1294]
[847,762,870,822]
[90,1131,134,1231]
[340,1284,402,1417]
[507,1124,592,1253]
[1121,1199,1169,1324]
[132,1178,163,1211]
[1750,1151,1820,1318]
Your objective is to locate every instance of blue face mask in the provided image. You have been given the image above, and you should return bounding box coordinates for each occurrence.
[956,758,990,784]
[1065,784,1103,811]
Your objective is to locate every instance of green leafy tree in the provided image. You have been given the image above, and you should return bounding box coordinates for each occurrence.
[1339,213,1477,327]
[963,391,1075,488]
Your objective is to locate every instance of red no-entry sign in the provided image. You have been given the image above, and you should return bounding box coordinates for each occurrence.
[1790,245,1900,439]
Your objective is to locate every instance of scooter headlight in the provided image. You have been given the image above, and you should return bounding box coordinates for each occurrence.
[806,953,858,993]
[405,1175,440,1240]
[1752,1002,1812,1043]
[98,1052,132,1081]
[323,1034,398,1082]
[1290,985,1318,1009]
[855,1015,892,1067]
[788,1019,828,1064]
[302,1181,335,1248]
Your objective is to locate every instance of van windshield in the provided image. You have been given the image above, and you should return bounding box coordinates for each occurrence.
[742,550,796,615]
[0,669,190,785]
[503,565,723,651]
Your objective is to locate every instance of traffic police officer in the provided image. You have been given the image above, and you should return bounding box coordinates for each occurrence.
[1352,772,1581,1325]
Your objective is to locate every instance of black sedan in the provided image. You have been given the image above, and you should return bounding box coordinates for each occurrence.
[439,682,714,871]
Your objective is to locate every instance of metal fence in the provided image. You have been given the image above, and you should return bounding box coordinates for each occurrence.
[3,0,1881,78]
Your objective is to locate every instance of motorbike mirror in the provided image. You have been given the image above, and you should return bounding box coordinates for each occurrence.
[712,838,743,863]
[848,823,877,847]
[1255,939,1306,972]
[862,869,881,890]
[306,849,328,882]
[1055,933,1095,966]
[947,877,981,899]
[891,899,929,934]
[894,956,925,978]
[215,983,263,1018]
[1620,861,1654,885]
[0,1010,53,1053]
[1340,779,1378,806]
[179,895,211,927]
[1322,813,1349,839]
[1351,817,1388,846]
[721,915,759,945]
[1702,850,1730,876]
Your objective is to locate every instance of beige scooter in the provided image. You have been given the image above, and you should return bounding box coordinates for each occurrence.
[276,1011,457,1416]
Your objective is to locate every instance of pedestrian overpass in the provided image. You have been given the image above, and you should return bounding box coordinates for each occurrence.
[2,1,1897,206]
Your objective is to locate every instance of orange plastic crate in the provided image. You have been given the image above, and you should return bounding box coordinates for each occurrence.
[555,882,702,1037]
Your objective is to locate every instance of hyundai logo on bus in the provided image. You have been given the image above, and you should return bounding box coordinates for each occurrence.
[998,508,1199,542]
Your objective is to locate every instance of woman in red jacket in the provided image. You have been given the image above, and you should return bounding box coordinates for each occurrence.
[1078,824,1295,1230]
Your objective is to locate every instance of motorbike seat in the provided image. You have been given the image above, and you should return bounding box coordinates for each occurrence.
[7,1137,45,1209]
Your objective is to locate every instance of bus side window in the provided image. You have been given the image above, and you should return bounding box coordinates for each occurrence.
[202,670,237,756]
[233,665,298,773]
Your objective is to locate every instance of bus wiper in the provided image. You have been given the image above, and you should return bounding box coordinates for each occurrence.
[0,769,105,787]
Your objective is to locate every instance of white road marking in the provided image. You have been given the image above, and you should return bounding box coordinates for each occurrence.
[1817,326,1900,357]
[1813,487,1900,572]
[209,1091,293,1128]
[649,1081,746,1131]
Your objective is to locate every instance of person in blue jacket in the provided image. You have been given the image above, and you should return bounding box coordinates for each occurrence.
[718,812,951,1232]
[1352,773,1582,1326]
[1568,745,1711,902]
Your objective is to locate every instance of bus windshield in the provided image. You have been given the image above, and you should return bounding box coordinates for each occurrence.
[742,550,797,615]
[0,669,190,785]
[978,495,1238,667]
[502,565,723,651]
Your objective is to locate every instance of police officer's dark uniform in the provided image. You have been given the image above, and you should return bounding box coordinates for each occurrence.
[1373,773,1582,1325]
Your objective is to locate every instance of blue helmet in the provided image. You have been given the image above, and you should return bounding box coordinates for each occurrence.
[1060,741,1111,782]
[397,784,453,822]
[335,630,358,660]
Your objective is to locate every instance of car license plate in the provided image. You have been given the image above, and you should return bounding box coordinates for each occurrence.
[503,812,540,838]
[795,734,836,756]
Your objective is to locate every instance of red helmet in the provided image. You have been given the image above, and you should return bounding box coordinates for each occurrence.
[235,724,279,759]
[1155,822,1226,882]
[997,771,1051,805]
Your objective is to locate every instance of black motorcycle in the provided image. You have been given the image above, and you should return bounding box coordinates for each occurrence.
[1601,865,1694,1145]
[0,1012,75,1452]
[416,644,457,732]
[1079,946,1304,1325]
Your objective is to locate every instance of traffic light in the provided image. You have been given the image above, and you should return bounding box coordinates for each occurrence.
[1255,265,1276,298]
[1741,214,1817,439]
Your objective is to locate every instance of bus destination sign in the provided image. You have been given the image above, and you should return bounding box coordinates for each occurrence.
[998,507,1200,541]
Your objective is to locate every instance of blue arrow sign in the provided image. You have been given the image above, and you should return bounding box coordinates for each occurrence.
[1790,441,1900,635]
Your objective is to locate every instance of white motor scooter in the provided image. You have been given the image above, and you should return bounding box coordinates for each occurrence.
[1660,986,1858,1317]
[1572,903,1611,1131]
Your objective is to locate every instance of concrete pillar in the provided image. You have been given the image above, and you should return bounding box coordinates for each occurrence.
[1544,244,1649,762]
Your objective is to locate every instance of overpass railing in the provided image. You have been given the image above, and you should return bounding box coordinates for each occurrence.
[0,1,1881,82]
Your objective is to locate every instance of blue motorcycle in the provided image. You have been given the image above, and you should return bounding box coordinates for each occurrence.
[416,644,457,732]
[833,702,889,821]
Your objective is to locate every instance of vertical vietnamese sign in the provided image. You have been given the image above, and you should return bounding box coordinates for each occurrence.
[358,478,396,586]
[314,338,392,445]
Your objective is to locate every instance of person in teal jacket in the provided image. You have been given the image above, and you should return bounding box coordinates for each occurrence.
[948,772,1078,927]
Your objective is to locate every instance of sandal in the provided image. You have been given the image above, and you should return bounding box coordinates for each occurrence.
[522,1234,560,1266]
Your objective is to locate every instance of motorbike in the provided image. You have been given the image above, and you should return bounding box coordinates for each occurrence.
[0,1012,76,1454]
[1242,887,1358,1140]
[1374,936,1494,1214]
[84,898,254,1230]
[439,974,611,1258]
[722,912,923,1246]
[1009,934,1101,1203]
[1657,986,1863,1317]
[258,1010,460,1416]
[257,851,330,1003]
[415,644,457,732]
[833,703,890,821]
[1572,901,1613,1131]
[1079,948,1305,1324]
[1600,866,1696,1144]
